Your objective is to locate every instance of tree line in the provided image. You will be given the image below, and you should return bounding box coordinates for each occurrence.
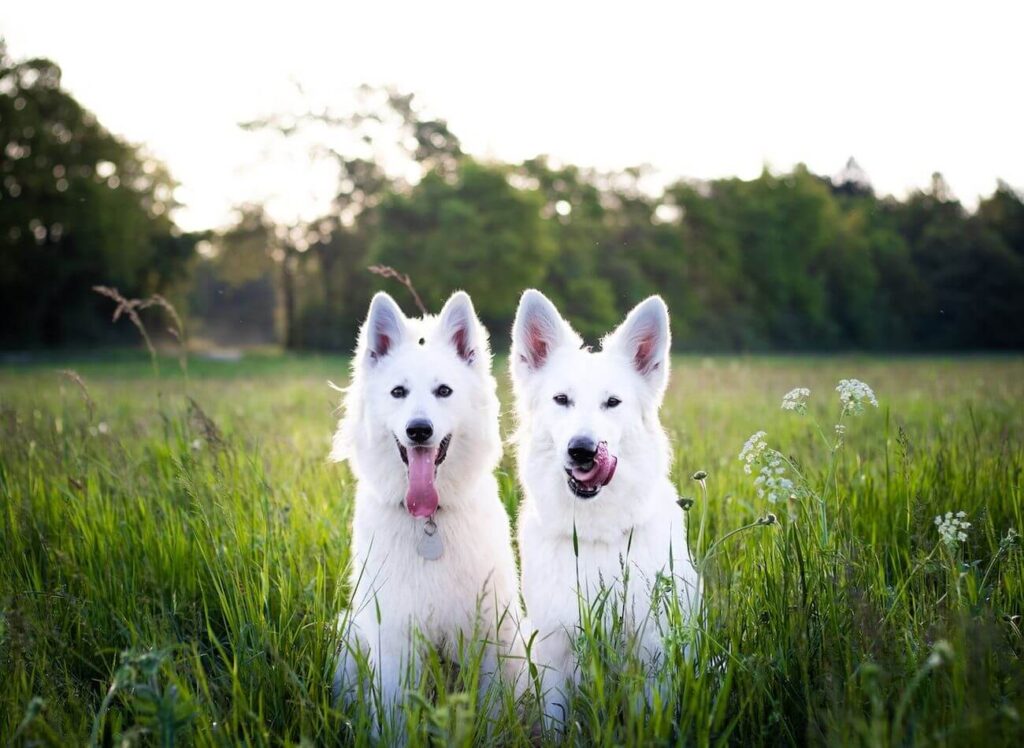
[3,44,1023,352]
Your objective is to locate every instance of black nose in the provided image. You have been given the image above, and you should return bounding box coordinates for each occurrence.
[567,436,597,464]
[406,419,433,444]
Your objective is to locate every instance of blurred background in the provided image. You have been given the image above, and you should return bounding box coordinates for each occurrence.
[1,1,1022,355]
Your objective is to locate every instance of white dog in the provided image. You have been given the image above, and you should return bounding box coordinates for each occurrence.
[510,289,701,727]
[331,290,524,732]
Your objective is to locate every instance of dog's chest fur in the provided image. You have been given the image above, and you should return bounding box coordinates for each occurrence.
[350,473,518,645]
[518,478,696,636]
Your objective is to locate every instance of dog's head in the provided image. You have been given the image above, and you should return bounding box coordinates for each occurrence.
[511,289,671,503]
[332,291,500,515]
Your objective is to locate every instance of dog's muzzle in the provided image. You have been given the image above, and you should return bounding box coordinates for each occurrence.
[395,434,451,467]
[564,439,617,499]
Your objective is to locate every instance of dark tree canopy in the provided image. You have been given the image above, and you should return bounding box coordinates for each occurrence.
[0,41,192,347]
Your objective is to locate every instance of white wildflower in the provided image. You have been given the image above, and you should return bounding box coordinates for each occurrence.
[97,421,110,435]
[833,422,847,448]
[934,511,971,547]
[738,431,768,475]
[753,463,795,504]
[836,379,878,416]
[190,438,202,451]
[739,431,794,503]
[781,387,811,413]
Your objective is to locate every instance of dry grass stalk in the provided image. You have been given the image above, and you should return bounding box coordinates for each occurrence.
[92,286,189,376]
[145,294,185,341]
[92,285,157,360]
[367,265,428,316]
[188,397,223,447]
[145,294,189,377]
[57,369,96,420]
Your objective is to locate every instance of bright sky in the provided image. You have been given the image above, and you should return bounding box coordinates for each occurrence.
[3,0,1021,231]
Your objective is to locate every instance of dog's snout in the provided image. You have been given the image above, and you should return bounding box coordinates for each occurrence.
[406,419,434,444]
[567,436,598,464]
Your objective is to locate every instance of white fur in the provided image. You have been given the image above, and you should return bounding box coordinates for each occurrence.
[511,289,701,727]
[332,291,524,731]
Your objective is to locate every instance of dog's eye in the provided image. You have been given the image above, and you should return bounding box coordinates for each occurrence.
[605,396,622,409]
[553,394,570,407]
[435,384,453,398]
[391,386,408,399]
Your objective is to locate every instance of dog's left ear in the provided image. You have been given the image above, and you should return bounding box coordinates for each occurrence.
[437,291,486,367]
[604,296,671,395]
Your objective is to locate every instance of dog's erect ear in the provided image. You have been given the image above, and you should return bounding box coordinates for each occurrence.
[604,296,671,393]
[361,292,406,364]
[437,291,483,366]
[512,289,578,374]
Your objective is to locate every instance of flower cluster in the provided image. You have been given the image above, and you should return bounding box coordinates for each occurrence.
[781,387,811,414]
[833,422,847,447]
[935,511,971,547]
[739,431,794,504]
[755,463,795,505]
[739,431,768,473]
[836,379,878,416]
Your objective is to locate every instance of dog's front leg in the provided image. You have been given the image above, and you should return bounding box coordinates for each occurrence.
[367,626,421,741]
[532,628,576,733]
[475,640,506,724]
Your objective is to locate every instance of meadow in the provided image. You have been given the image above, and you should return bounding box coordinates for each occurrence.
[1,352,1022,746]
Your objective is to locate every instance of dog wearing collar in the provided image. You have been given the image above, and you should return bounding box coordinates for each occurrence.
[331,291,524,733]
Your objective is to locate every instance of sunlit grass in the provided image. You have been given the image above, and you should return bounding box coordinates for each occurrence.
[1,354,1022,745]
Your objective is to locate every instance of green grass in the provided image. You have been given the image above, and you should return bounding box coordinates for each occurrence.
[1,353,1022,746]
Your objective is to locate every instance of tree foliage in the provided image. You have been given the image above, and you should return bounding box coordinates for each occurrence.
[2,50,1022,352]
[373,161,553,333]
[0,41,193,347]
[226,88,1024,352]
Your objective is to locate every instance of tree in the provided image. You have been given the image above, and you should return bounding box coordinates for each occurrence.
[236,86,463,349]
[978,181,1024,259]
[665,180,760,349]
[372,159,554,332]
[831,157,874,199]
[513,157,620,341]
[188,206,277,345]
[0,41,191,347]
[886,176,1024,348]
[675,167,841,349]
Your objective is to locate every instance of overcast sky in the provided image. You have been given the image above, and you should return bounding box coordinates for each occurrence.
[3,0,1021,231]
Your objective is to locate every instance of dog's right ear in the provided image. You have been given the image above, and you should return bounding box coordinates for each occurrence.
[360,292,406,365]
[511,289,577,376]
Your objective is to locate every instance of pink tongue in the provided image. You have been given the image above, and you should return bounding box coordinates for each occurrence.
[406,446,439,518]
[571,442,618,489]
